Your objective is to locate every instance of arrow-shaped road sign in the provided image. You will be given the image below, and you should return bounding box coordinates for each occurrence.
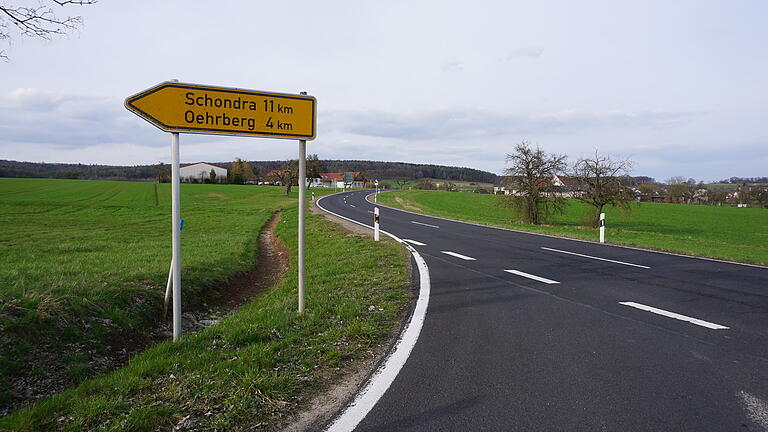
[125,81,316,140]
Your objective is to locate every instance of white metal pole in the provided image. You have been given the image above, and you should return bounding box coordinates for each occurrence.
[599,212,605,243]
[171,131,182,341]
[298,138,307,314]
[374,207,380,241]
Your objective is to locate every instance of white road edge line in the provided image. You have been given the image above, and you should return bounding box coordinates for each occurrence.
[349,204,356,207]
[541,247,650,269]
[403,239,427,246]
[411,221,440,228]
[441,251,476,261]
[619,301,729,330]
[504,269,560,284]
[318,193,431,432]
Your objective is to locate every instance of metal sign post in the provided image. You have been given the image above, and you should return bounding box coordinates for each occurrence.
[298,90,308,314]
[298,141,306,313]
[170,131,182,340]
[125,80,317,339]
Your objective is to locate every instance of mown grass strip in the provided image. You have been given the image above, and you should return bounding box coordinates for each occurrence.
[0,203,411,431]
[377,190,768,266]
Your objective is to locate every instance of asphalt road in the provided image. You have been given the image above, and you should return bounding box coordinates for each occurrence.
[319,190,768,431]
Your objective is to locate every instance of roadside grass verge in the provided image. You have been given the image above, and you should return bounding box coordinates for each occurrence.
[1,196,411,430]
[377,190,768,266]
[0,179,330,411]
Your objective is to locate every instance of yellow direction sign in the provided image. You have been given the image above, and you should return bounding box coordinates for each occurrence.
[125,81,316,140]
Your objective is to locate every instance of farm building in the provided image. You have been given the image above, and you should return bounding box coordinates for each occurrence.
[494,175,584,197]
[316,172,367,188]
[180,162,227,183]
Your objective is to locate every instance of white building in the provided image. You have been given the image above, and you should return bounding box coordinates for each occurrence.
[180,162,228,183]
[317,172,366,188]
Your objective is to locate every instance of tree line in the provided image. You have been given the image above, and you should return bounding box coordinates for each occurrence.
[0,159,498,184]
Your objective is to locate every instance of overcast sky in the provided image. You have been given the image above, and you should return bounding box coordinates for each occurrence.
[1,0,766,181]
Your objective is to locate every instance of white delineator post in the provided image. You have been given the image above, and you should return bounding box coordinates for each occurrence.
[374,207,380,241]
[170,131,182,341]
[599,212,605,243]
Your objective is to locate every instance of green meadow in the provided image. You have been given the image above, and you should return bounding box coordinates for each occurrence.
[380,178,493,191]
[0,178,410,429]
[377,190,768,266]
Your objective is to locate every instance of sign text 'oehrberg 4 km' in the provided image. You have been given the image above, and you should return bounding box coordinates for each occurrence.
[125,81,316,140]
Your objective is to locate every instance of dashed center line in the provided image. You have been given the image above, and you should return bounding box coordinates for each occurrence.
[504,269,560,284]
[619,301,729,330]
[349,204,356,207]
[411,221,440,228]
[441,251,476,261]
[403,239,426,246]
[541,247,650,269]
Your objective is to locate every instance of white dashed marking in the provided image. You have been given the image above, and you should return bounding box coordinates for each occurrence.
[504,269,560,284]
[411,221,439,228]
[441,251,476,261]
[619,302,729,330]
[541,247,650,269]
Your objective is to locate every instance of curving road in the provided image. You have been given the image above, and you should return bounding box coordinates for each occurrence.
[319,190,768,431]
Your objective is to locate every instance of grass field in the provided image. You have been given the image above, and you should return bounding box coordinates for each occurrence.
[0,179,294,407]
[0,178,411,429]
[377,190,768,266]
[380,178,493,191]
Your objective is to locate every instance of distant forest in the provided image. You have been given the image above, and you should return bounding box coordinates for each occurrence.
[0,159,499,184]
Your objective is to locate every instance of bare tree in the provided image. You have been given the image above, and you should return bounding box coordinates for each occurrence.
[749,187,768,208]
[572,151,635,227]
[305,154,325,186]
[415,178,436,190]
[706,188,729,206]
[394,178,410,190]
[1,1,96,60]
[666,176,695,204]
[266,160,298,195]
[502,141,568,225]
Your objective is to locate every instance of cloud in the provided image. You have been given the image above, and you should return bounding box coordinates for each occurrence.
[0,88,719,180]
[441,60,463,72]
[0,88,161,149]
[321,108,700,141]
[501,46,544,61]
